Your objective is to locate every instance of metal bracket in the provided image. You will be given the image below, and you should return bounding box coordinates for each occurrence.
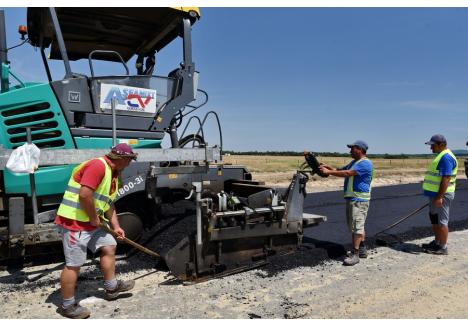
[0,147,221,170]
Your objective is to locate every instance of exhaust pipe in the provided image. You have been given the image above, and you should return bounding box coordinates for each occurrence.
[0,10,9,93]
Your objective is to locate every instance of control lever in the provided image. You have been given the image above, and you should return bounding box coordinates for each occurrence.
[303,151,329,178]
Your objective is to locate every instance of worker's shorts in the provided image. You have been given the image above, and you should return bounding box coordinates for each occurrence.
[57,225,117,267]
[346,200,369,235]
[428,192,455,226]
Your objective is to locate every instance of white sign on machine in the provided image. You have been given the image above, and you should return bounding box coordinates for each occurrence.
[100,84,157,114]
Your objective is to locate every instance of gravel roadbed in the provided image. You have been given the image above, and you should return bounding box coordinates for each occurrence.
[2,228,468,319]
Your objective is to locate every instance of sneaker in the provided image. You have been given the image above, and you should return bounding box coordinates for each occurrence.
[57,303,91,319]
[343,252,360,266]
[421,240,438,250]
[358,244,368,258]
[105,279,135,300]
[424,244,448,255]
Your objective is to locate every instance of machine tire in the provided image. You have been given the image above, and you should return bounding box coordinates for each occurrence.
[117,212,144,242]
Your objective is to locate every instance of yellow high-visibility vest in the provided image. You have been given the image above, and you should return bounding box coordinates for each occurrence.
[57,157,117,222]
[344,157,374,201]
[422,149,458,194]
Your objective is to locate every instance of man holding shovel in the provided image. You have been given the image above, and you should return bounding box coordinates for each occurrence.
[54,143,137,318]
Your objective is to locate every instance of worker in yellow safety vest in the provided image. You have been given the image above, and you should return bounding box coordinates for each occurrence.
[421,134,458,255]
[320,140,374,266]
[54,143,138,319]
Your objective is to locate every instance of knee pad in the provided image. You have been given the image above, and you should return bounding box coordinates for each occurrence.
[429,213,439,225]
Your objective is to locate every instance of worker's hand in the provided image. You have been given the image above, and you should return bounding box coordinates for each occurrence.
[90,216,101,227]
[433,197,443,208]
[113,227,125,240]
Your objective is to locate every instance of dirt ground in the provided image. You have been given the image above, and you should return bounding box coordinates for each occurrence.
[1,172,467,319]
[253,171,427,192]
[225,154,466,192]
[2,229,468,319]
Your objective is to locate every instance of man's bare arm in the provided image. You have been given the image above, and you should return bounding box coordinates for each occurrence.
[105,206,125,239]
[325,169,358,178]
[319,165,358,178]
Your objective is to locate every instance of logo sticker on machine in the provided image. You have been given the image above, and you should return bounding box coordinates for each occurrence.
[100,84,157,114]
[68,91,81,103]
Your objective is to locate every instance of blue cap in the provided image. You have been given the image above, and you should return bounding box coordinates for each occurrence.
[347,140,368,152]
[425,134,446,145]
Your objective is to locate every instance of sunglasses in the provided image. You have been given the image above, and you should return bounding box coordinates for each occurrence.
[112,150,136,156]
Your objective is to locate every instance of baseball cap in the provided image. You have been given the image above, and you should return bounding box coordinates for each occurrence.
[347,140,368,152]
[425,134,447,145]
[107,143,138,161]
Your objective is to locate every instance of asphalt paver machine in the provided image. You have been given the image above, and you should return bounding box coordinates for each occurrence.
[0,8,326,281]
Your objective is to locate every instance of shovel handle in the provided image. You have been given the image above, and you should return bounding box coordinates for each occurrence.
[99,223,160,258]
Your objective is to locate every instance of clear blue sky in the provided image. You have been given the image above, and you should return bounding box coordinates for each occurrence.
[2,7,468,154]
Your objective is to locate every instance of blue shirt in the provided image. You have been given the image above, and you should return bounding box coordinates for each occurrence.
[424,153,457,198]
[342,159,373,202]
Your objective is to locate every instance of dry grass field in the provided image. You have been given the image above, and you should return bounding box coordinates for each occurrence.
[223,155,466,192]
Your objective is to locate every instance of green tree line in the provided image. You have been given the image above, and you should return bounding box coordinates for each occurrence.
[223,150,468,159]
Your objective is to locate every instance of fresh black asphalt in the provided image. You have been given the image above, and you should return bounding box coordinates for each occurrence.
[304,179,468,249]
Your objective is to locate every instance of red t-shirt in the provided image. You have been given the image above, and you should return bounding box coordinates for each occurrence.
[55,156,118,231]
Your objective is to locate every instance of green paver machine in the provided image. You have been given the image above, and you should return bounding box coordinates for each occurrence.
[0,8,326,281]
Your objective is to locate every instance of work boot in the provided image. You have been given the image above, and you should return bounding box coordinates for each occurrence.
[424,244,448,255]
[343,250,360,266]
[358,244,368,258]
[105,279,135,300]
[421,239,438,250]
[57,303,91,319]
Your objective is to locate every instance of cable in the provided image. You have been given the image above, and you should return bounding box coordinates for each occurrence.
[6,38,30,51]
